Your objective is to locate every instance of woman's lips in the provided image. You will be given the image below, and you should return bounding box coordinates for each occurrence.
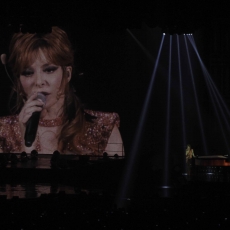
[37,92,47,104]
[39,92,49,96]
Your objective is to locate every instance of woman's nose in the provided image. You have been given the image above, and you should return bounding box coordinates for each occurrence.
[35,72,45,87]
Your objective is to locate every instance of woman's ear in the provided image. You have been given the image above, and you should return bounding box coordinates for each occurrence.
[66,66,72,82]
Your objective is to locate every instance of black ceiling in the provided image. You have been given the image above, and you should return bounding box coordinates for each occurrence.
[0,0,229,34]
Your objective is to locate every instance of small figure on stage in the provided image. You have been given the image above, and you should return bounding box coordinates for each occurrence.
[185,144,195,176]
[0,26,124,156]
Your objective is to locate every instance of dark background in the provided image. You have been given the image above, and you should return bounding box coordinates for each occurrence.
[0,0,230,169]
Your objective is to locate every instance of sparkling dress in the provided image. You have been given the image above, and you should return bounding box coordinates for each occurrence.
[0,110,120,155]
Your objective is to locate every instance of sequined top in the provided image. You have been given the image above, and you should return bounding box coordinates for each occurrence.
[0,110,120,155]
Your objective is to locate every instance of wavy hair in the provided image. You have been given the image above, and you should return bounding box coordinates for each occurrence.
[8,26,85,153]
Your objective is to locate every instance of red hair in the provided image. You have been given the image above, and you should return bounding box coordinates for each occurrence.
[8,26,85,153]
[9,27,74,76]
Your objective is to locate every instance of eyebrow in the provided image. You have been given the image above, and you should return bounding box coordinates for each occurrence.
[42,63,58,68]
[25,63,58,70]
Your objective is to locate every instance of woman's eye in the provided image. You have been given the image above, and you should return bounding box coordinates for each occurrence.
[21,71,33,77]
[44,66,58,73]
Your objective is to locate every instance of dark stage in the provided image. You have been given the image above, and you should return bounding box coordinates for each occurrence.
[1,154,230,229]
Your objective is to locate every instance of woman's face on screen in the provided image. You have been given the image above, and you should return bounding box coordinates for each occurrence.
[19,49,71,110]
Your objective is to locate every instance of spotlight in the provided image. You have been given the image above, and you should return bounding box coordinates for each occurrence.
[162,25,195,35]
[162,25,178,35]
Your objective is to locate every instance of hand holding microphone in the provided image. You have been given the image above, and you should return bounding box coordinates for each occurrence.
[18,92,46,147]
[1,53,46,147]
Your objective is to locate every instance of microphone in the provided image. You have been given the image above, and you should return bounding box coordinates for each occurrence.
[24,93,46,147]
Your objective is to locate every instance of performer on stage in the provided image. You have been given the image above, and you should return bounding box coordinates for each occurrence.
[0,26,124,156]
[185,144,195,176]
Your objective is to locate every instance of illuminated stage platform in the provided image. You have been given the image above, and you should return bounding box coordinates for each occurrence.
[189,155,230,182]
[195,155,230,166]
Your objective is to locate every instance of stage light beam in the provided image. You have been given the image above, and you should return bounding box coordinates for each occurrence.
[163,35,172,187]
[116,34,165,207]
[187,36,230,155]
[184,35,208,155]
[177,35,187,171]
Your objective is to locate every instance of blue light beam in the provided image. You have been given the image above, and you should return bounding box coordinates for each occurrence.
[187,36,230,153]
[163,35,172,186]
[126,29,155,62]
[184,35,208,155]
[116,34,165,207]
[188,36,230,119]
[177,35,187,170]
